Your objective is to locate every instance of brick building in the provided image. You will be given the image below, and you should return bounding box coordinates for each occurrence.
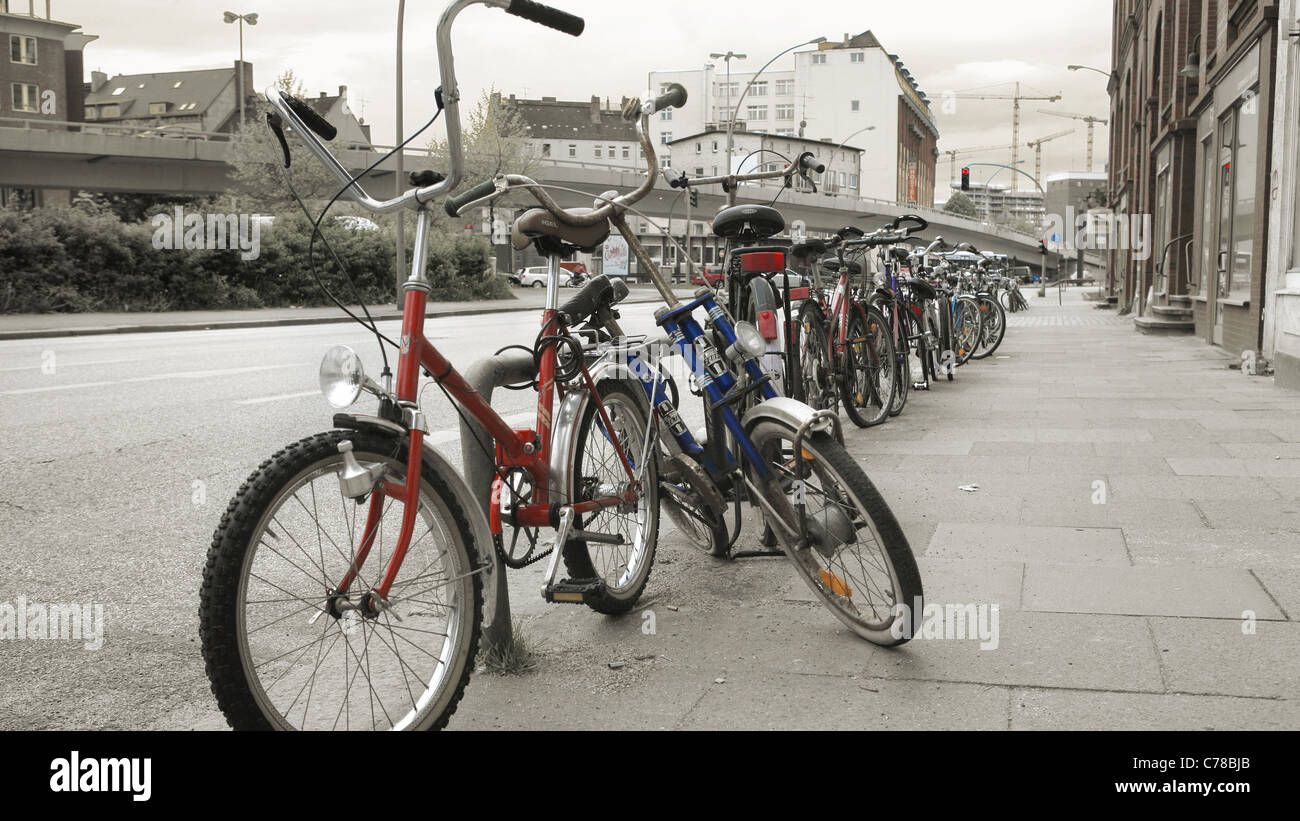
[1109,0,1281,356]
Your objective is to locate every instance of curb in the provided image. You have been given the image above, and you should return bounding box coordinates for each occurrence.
[0,294,675,342]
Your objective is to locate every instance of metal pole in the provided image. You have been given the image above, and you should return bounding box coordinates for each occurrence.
[394,0,407,306]
[237,19,245,130]
[725,57,733,179]
[685,189,693,284]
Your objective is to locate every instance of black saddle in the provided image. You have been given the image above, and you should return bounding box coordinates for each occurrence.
[907,277,938,300]
[712,204,785,241]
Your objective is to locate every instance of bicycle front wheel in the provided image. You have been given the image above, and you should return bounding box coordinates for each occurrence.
[952,295,982,366]
[563,379,660,614]
[746,420,923,645]
[971,294,1006,359]
[200,430,483,731]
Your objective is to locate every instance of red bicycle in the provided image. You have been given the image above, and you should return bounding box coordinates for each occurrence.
[200,0,659,731]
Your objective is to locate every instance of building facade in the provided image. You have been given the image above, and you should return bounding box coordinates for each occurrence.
[1263,0,1300,387]
[666,129,864,197]
[649,31,938,206]
[1109,0,1281,354]
[494,93,640,170]
[1,1,95,206]
[947,181,1046,231]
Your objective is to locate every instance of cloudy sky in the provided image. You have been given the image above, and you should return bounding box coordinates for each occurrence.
[53,0,1114,199]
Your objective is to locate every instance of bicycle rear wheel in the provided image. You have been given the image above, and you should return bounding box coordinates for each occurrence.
[796,301,833,410]
[200,429,482,731]
[842,303,895,428]
[971,294,1006,359]
[746,420,923,645]
[952,295,982,367]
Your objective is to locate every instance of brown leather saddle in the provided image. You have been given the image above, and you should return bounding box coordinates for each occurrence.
[510,208,610,255]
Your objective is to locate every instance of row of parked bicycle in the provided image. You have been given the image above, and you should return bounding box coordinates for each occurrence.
[198,0,1034,731]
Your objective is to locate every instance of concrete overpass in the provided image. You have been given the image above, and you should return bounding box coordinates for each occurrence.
[1,120,1075,271]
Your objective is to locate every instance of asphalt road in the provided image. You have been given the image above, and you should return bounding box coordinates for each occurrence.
[0,303,676,729]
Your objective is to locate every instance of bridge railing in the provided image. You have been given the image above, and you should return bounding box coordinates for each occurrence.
[0,116,236,142]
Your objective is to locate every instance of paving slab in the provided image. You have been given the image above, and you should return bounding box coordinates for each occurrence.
[1022,565,1284,620]
[1010,688,1299,730]
[1148,617,1300,699]
[925,523,1129,564]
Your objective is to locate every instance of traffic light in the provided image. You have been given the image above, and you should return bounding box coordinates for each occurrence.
[689,188,699,208]
[961,167,970,191]
[1038,240,1048,255]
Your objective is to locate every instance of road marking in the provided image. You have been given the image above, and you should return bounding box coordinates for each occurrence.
[236,390,320,405]
[0,357,148,373]
[0,363,305,396]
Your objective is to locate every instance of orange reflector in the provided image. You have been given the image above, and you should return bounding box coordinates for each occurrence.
[819,570,852,598]
[801,449,814,460]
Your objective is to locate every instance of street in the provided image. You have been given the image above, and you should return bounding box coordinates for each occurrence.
[1,289,1296,730]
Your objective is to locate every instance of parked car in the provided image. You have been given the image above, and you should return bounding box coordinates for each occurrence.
[516,265,586,288]
[691,265,724,287]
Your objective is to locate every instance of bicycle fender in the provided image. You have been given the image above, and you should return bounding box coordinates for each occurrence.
[332,413,500,630]
[740,396,843,445]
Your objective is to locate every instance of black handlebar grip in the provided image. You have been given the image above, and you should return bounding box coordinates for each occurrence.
[653,83,688,112]
[558,274,614,324]
[890,214,929,234]
[443,178,499,217]
[505,0,585,36]
[797,152,826,174]
[609,275,630,306]
[281,92,338,141]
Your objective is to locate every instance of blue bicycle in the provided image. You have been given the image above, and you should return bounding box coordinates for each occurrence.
[446,82,923,645]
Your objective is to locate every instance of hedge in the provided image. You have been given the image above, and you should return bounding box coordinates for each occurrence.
[0,204,510,313]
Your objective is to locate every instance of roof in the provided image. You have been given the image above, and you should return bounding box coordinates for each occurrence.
[667,129,864,154]
[496,95,636,142]
[1045,171,1109,183]
[819,30,883,50]
[84,67,235,119]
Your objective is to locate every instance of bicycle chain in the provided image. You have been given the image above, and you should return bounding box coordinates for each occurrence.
[492,530,553,570]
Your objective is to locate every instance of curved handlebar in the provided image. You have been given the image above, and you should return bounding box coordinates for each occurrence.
[888,214,929,235]
[281,92,338,141]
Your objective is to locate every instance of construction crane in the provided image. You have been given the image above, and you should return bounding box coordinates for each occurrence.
[940,143,1015,183]
[953,83,1062,190]
[1026,129,1075,188]
[1038,109,1109,172]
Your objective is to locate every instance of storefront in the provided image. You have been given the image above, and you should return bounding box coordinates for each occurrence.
[1264,1,1300,389]
[1190,34,1272,355]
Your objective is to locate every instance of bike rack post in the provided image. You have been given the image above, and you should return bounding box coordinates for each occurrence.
[458,349,537,652]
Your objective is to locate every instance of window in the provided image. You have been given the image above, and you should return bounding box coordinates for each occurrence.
[849,174,859,189]
[148,102,168,115]
[661,156,672,169]
[775,79,794,95]
[568,144,577,157]
[172,81,183,89]
[84,106,98,120]
[111,87,126,96]
[10,35,36,65]
[10,82,38,112]
[661,132,672,144]
[1228,93,1258,300]
[717,81,738,98]
[712,140,719,152]
[695,141,702,154]
[622,145,630,159]
[746,104,767,120]
[775,104,794,121]
[750,81,767,97]
[608,145,615,158]
[660,109,672,120]
[594,145,602,158]
[850,100,860,112]
[850,52,864,64]
[100,103,120,117]
[810,53,826,65]
[775,128,794,136]
[839,171,847,188]
[541,142,551,157]
[694,167,704,176]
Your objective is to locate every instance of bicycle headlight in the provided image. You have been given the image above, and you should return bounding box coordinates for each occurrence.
[319,345,365,408]
[731,321,767,359]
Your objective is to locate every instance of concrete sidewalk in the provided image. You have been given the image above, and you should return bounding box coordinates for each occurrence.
[0,282,695,340]
[447,288,1300,730]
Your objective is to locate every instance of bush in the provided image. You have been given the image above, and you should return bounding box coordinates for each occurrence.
[0,204,508,313]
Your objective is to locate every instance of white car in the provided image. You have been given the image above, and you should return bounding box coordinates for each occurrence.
[515,266,583,288]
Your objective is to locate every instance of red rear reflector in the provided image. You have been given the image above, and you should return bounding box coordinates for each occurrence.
[757,310,777,340]
[788,287,810,301]
[910,304,924,316]
[741,252,785,273]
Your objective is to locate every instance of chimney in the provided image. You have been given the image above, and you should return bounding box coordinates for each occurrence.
[338,84,347,98]
[319,91,327,98]
[843,33,849,45]
[590,95,600,124]
[91,70,108,92]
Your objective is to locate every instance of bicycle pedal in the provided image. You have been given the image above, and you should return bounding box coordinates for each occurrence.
[543,577,607,605]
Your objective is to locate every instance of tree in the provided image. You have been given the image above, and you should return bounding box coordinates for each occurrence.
[943,191,978,219]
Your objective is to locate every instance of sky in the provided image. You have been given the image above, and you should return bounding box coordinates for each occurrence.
[49,0,1114,200]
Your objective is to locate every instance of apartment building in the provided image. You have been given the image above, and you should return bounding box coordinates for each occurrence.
[82,63,255,135]
[649,30,939,206]
[666,129,864,197]
[493,93,640,170]
[947,181,1046,231]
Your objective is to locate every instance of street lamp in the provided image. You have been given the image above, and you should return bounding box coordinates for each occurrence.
[223,11,259,130]
[714,37,826,177]
[1067,64,1111,79]
[822,124,875,197]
